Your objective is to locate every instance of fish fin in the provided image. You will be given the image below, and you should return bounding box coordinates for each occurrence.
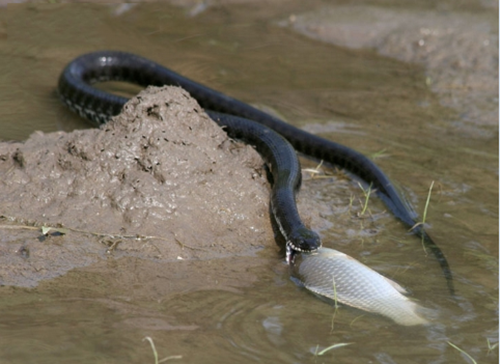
[290,276,305,288]
[381,276,408,295]
[392,300,431,326]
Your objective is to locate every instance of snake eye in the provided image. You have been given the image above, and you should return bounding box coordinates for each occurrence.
[289,228,321,253]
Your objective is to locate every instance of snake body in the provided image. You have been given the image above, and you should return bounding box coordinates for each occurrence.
[58,51,453,292]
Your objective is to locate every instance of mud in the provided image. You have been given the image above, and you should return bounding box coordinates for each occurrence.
[0,86,279,287]
[284,4,498,135]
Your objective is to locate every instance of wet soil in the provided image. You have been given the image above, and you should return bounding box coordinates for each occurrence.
[0,86,284,287]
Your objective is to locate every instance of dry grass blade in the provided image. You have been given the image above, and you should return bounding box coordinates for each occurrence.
[356,182,373,216]
[315,342,353,356]
[447,341,477,364]
[143,336,182,364]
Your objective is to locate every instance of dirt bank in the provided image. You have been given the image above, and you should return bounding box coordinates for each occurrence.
[283,4,498,135]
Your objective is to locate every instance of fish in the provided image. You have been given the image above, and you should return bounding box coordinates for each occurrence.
[292,247,430,326]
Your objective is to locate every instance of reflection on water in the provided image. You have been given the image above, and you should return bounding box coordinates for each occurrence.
[0,2,497,364]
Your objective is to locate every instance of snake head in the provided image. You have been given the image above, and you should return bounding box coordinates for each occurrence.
[286,227,321,264]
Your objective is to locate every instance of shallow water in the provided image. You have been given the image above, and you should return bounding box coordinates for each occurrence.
[0,2,497,364]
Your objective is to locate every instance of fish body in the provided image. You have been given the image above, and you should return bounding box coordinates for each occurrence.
[293,247,429,326]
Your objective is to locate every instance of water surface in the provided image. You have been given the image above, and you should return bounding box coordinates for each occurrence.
[0,3,497,363]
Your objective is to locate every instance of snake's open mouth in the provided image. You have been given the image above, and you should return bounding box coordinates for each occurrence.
[286,242,319,265]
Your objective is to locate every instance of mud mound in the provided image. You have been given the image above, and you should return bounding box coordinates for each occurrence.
[0,86,275,286]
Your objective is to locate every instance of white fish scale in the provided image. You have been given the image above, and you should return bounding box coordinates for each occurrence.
[296,248,428,326]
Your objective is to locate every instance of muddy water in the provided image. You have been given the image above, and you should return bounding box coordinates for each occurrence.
[0,2,497,364]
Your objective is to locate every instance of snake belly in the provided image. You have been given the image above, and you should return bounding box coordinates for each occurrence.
[57,51,453,292]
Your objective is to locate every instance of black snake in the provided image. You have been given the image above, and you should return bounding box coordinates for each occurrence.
[57,51,453,293]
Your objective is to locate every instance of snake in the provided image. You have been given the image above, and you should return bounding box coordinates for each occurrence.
[57,50,454,293]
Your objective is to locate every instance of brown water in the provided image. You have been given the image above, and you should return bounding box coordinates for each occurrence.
[0,2,497,364]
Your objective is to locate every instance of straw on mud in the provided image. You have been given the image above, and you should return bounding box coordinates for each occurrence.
[0,214,208,253]
[347,194,355,214]
[41,226,68,235]
[302,159,324,174]
[357,182,373,216]
[303,160,332,179]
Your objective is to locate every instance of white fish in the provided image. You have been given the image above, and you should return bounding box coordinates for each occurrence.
[293,247,430,326]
